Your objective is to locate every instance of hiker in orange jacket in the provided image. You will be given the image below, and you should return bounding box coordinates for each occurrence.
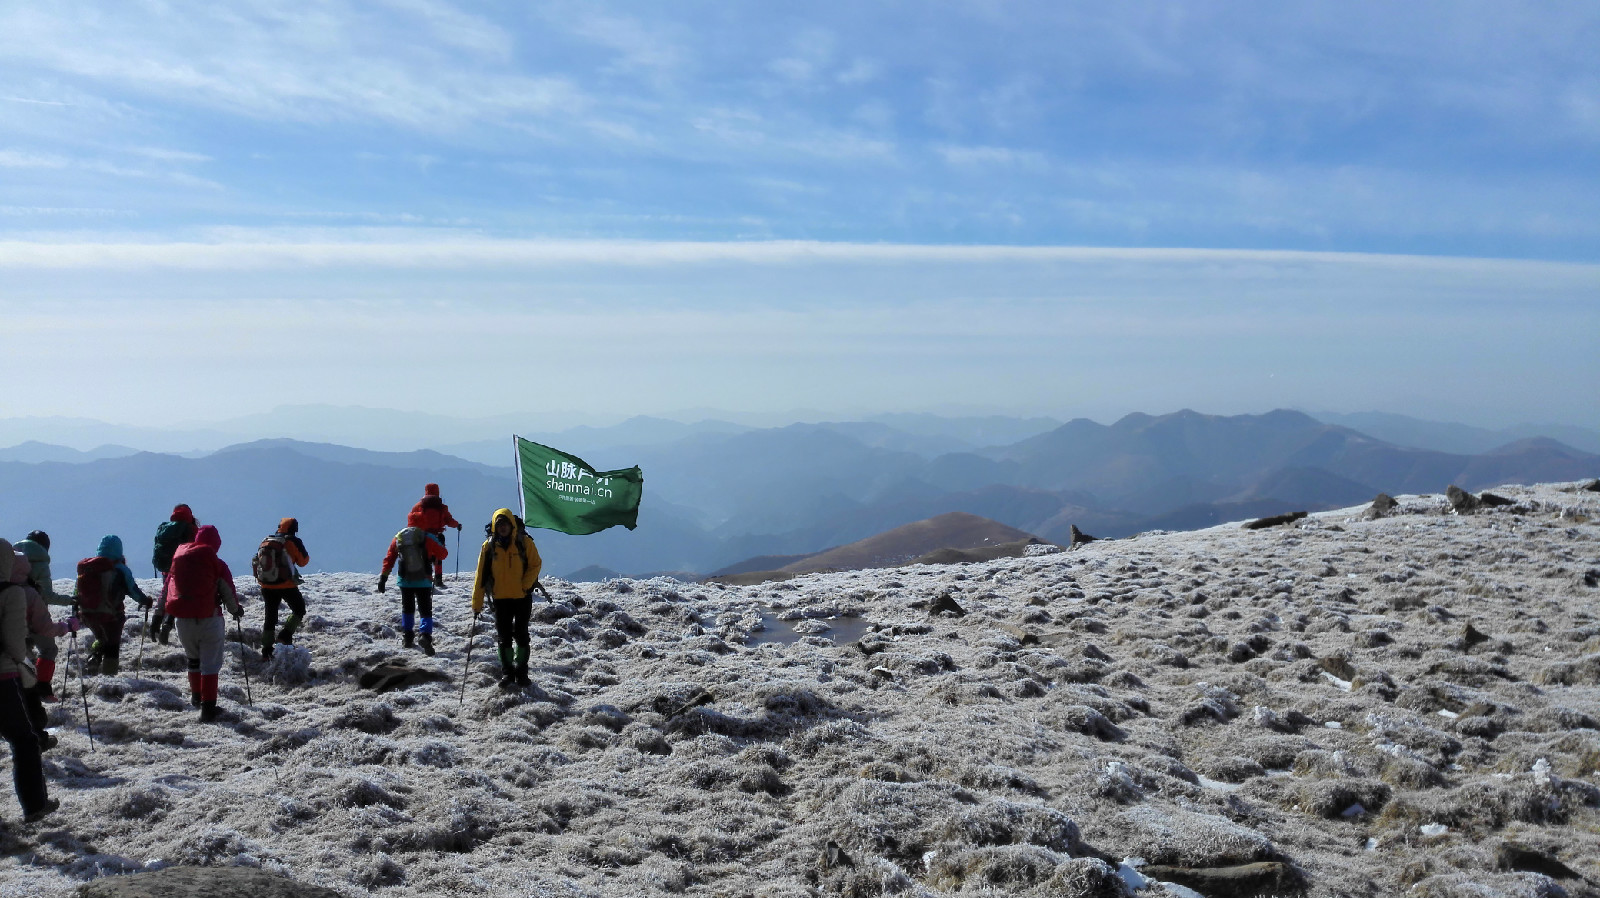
[253,518,310,660]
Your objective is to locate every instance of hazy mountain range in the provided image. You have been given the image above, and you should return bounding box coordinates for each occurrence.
[1,409,1595,580]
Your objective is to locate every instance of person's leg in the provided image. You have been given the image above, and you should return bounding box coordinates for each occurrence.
[429,529,446,584]
[84,614,115,673]
[510,598,532,685]
[492,599,515,679]
[151,574,168,642]
[400,588,418,647]
[175,617,203,705]
[33,633,58,702]
[0,678,50,815]
[196,616,225,721]
[22,678,50,748]
[261,591,282,656]
[101,610,125,675]
[416,589,435,655]
[278,588,305,644]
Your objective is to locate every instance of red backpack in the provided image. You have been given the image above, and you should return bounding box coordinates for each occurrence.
[76,557,120,615]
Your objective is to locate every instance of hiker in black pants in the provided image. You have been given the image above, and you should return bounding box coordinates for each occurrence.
[151,504,198,645]
[378,511,448,656]
[470,508,547,688]
[253,518,310,660]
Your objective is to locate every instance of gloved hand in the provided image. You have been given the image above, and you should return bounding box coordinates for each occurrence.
[376,576,388,594]
[535,583,551,600]
[65,615,79,635]
[138,597,153,610]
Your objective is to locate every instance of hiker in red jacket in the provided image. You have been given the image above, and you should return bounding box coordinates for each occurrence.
[410,484,462,588]
[163,525,242,723]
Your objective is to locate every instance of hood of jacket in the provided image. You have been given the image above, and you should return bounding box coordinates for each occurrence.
[279,517,299,535]
[171,504,195,525]
[194,524,222,552]
[97,534,125,560]
[490,508,517,539]
[424,483,441,498]
[16,538,48,563]
[8,551,28,583]
[0,538,13,583]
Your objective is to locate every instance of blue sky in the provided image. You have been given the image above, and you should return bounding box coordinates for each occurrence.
[2,2,1597,431]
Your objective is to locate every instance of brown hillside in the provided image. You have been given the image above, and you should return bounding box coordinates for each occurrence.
[779,511,1045,574]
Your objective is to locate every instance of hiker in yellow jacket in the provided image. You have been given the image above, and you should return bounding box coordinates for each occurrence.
[471,508,547,688]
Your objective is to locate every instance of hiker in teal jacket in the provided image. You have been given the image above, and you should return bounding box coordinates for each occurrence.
[78,535,151,676]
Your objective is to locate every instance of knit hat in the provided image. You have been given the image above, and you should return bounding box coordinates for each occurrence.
[24,530,48,550]
[280,517,299,535]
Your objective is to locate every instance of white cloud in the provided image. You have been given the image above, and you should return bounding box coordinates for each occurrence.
[936,144,1048,170]
[0,1,584,132]
[2,237,1596,286]
[0,150,69,168]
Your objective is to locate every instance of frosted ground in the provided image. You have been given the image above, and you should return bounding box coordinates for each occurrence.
[3,483,1600,898]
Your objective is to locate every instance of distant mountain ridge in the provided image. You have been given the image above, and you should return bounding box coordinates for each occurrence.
[1,410,1595,579]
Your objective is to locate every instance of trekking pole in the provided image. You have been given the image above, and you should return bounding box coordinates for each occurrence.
[68,629,95,751]
[234,615,254,706]
[457,615,477,708]
[454,529,461,582]
[135,605,151,675]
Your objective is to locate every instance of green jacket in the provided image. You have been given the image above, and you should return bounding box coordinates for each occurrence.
[15,539,64,606]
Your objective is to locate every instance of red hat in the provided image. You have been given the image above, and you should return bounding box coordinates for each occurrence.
[424,483,440,498]
[171,504,195,524]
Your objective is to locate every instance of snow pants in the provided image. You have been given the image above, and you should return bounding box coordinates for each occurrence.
[492,597,532,672]
[262,587,306,644]
[176,615,226,705]
[427,528,448,581]
[400,587,433,634]
[176,615,226,675]
[83,609,124,659]
[0,676,48,815]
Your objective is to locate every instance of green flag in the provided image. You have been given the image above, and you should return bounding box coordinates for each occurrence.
[514,436,644,535]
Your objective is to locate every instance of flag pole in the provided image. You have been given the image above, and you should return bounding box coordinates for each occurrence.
[512,434,527,522]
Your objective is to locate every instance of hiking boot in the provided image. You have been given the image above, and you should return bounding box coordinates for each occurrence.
[497,673,516,689]
[514,670,531,687]
[419,633,434,657]
[22,798,59,823]
[190,691,202,708]
[158,620,174,645]
[276,629,294,646]
[199,701,220,723]
[83,653,103,676]
[261,643,274,661]
[433,575,446,589]
[102,654,120,677]
[402,630,414,649]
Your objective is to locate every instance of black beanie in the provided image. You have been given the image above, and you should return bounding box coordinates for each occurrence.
[25,530,49,550]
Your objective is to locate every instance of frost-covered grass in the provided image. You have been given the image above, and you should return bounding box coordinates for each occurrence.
[2,482,1599,897]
